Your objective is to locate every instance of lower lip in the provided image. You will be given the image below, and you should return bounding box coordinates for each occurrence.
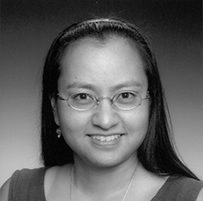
[88,135,123,147]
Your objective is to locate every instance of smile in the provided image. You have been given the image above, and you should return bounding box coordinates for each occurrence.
[90,134,122,142]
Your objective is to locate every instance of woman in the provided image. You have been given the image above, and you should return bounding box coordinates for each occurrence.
[1,18,202,201]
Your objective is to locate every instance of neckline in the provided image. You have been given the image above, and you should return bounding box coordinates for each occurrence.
[42,168,172,201]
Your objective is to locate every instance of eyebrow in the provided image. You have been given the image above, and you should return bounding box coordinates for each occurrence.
[66,82,95,91]
[111,80,143,91]
[65,80,143,91]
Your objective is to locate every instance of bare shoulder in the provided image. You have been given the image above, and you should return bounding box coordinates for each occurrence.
[44,166,61,195]
[196,188,203,201]
[44,164,72,200]
[0,178,11,201]
[45,164,72,186]
[129,166,169,200]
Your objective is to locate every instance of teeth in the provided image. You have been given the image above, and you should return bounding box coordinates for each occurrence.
[91,135,120,142]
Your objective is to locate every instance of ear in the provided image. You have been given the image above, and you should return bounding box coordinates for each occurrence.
[51,97,60,126]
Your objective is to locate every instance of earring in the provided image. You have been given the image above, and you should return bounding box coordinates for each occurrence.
[56,127,62,138]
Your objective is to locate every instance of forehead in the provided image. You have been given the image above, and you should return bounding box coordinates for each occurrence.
[62,35,143,65]
[59,36,147,92]
[63,34,141,57]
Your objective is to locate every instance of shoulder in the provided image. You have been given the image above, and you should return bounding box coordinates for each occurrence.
[154,176,203,201]
[0,178,11,201]
[10,167,47,187]
[196,188,203,201]
[176,176,203,190]
[168,176,203,200]
[44,164,72,201]
[45,164,72,187]
[0,167,47,201]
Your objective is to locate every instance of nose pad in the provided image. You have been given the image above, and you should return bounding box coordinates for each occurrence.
[92,99,119,130]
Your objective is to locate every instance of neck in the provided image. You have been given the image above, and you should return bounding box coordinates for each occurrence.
[72,156,140,200]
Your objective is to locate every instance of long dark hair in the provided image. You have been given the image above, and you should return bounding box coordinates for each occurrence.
[41,18,198,179]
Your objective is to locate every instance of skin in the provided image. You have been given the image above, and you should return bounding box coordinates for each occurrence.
[54,36,150,168]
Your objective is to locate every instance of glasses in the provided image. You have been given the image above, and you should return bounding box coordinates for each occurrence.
[57,90,150,111]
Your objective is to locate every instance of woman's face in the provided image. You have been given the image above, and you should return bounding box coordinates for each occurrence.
[53,36,150,168]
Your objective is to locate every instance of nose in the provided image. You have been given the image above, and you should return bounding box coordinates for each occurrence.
[92,99,119,130]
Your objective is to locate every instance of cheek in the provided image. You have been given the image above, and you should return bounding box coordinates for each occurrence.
[57,107,90,139]
[124,107,149,140]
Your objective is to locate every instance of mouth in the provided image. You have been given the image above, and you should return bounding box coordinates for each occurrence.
[88,134,124,142]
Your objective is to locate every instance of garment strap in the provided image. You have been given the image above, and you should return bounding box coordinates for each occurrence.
[9,168,47,201]
[152,176,203,201]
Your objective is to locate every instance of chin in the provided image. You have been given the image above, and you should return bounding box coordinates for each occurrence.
[80,153,136,169]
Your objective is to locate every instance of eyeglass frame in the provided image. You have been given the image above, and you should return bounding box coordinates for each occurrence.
[57,90,150,111]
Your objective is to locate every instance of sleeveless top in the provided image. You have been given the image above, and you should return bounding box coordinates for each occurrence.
[8,168,203,201]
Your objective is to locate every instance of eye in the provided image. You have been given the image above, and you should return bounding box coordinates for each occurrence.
[72,93,92,100]
[119,92,136,99]
[68,92,95,110]
[75,93,87,99]
[116,91,138,104]
[69,93,95,106]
